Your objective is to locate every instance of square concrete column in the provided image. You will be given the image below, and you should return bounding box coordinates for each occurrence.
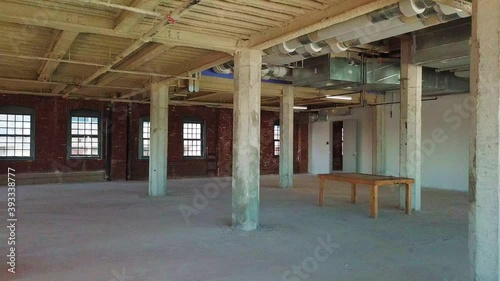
[279,85,294,189]
[399,36,422,211]
[470,1,500,279]
[372,95,385,175]
[232,48,262,231]
[148,82,169,197]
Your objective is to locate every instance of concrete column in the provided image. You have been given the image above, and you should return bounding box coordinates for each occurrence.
[232,48,262,231]
[372,95,385,175]
[470,1,500,279]
[399,36,422,211]
[280,85,294,188]
[148,82,168,197]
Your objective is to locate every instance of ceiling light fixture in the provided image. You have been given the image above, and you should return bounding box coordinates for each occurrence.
[293,106,308,110]
[326,96,353,101]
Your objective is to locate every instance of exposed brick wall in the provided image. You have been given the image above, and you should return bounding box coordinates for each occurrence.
[295,121,309,173]
[216,109,233,177]
[109,104,128,181]
[0,95,107,176]
[1,95,309,180]
[261,111,280,174]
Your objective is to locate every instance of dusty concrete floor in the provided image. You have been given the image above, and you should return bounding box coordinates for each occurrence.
[0,174,467,281]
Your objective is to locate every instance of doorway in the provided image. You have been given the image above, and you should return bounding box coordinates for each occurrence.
[332,121,343,171]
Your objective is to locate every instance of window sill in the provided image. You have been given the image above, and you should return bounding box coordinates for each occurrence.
[0,157,35,161]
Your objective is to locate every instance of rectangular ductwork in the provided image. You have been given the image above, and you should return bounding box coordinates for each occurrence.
[292,55,362,88]
[413,18,471,72]
[292,54,470,95]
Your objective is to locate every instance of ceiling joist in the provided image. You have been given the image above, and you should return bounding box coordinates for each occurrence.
[0,1,237,53]
[38,30,79,82]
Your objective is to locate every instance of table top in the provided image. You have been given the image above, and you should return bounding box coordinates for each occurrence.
[318,173,414,185]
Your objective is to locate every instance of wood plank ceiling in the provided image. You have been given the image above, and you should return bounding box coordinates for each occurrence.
[0,0,408,109]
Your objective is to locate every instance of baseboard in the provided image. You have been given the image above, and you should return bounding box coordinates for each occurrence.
[0,170,106,186]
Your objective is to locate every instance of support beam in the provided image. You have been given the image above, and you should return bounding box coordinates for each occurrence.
[399,36,422,211]
[279,85,294,189]
[0,1,236,53]
[469,0,500,279]
[62,0,199,96]
[148,82,169,196]
[248,0,399,50]
[120,52,232,100]
[232,48,262,231]
[114,0,161,32]
[38,30,79,82]
[96,43,172,86]
[372,95,385,175]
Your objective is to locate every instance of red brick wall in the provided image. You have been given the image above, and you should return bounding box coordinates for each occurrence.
[1,95,309,180]
[109,103,128,181]
[0,95,108,176]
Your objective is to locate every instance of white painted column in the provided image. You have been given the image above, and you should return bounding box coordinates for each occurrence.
[470,1,500,279]
[232,48,262,231]
[280,85,294,188]
[399,36,422,211]
[148,82,168,197]
[372,95,385,175]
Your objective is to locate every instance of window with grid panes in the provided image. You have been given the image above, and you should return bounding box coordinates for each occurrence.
[0,106,34,159]
[183,121,203,157]
[69,110,101,158]
[139,118,150,159]
[273,121,280,156]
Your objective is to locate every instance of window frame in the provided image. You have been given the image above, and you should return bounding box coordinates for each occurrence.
[273,120,280,157]
[0,106,35,161]
[182,118,205,159]
[138,117,150,160]
[67,109,102,160]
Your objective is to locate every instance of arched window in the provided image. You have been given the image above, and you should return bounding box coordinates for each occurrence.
[0,106,35,159]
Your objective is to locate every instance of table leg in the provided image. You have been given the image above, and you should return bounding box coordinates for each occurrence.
[351,183,357,204]
[319,178,325,206]
[370,185,378,219]
[405,183,412,215]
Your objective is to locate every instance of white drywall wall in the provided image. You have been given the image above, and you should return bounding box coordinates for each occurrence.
[308,107,373,174]
[308,93,470,191]
[384,93,470,191]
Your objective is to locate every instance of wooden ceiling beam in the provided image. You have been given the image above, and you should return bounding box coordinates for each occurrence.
[38,30,79,82]
[186,92,222,101]
[433,0,472,14]
[247,0,400,50]
[0,1,236,53]
[96,43,173,86]
[62,0,201,97]
[114,0,162,32]
[120,52,233,99]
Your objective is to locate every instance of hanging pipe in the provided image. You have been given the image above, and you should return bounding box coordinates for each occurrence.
[266,0,435,57]
[212,63,290,79]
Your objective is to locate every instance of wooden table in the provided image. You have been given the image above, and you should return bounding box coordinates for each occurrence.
[318,173,414,219]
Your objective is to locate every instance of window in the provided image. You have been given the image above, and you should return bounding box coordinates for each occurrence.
[139,118,150,159]
[0,106,34,159]
[183,121,203,157]
[273,121,280,156]
[68,110,101,158]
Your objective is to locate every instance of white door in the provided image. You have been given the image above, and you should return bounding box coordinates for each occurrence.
[342,119,358,173]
